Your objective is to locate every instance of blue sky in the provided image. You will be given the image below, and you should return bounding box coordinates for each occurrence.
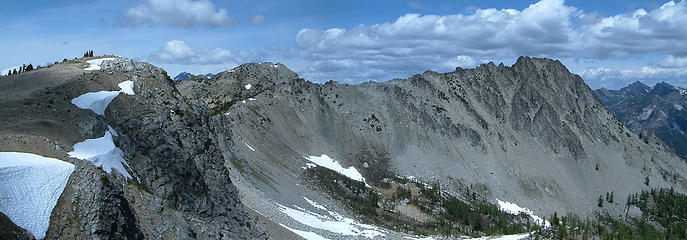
[1,0,686,89]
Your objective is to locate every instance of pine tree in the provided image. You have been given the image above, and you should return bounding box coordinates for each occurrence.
[645,176,650,186]
[610,191,614,203]
[7,70,10,76]
[598,195,604,207]
[12,69,17,75]
[552,212,559,226]
[26,63,33,71]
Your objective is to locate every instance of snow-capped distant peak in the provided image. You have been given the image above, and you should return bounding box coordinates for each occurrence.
[173,72,194,81]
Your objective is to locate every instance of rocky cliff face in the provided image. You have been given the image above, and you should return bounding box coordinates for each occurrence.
[177,57,687,237]
[0,57,268,239]
[595,81,687,160]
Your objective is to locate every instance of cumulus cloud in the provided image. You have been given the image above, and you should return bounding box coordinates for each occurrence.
[251,14,267,25]
[441,55,477,69]
[293,0,687,82]
[580,65,687,89]
[150,40,266,66]
[151,40,234,64]
[659,55,687,68]
[123,0,239,28]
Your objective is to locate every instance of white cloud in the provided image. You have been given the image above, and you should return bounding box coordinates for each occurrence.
[659,55,687,68]
[580,65,687,89]
[251,14,267,25]
[151,40,197,63]
[150,40,266,66]
[123,0,239,28]
[292,0,687,82]
[442,55,477,69]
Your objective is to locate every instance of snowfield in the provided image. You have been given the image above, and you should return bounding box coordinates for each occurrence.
[463,232,532,240]
[277,198,385,239]
[0,152,75,239]
[71,81,135,115]
[280,223,330,240]
[497,199,550,227]
[68,128,132,179]
[304,155,365,182]
[84,57,116,71]
[69,81,135,179]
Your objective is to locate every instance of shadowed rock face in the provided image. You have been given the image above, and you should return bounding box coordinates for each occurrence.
[179,56,687,222]
[596,81,687,160]
[0,57,268,239]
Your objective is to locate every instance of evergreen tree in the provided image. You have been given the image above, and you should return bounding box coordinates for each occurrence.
[12,69,17,75]
[552,212,559,226]
[26,63,33,71]
[7,70,10,76]
[598,195,604,207]
[645,176,650,186]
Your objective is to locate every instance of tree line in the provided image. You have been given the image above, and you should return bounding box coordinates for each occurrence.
[5,50,95,77]
[6,63,34,76]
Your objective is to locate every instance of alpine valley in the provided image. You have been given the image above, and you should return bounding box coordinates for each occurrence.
[1,55,687,240]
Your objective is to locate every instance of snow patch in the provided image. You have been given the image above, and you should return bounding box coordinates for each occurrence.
[84,57,116,71]
[277,201,384,238]
[405,236,436,240]
[674,86,687,96]
[243,141,256,152]
[497,199,550,227]
[304,155,365,182]
[463,232,532,240]
[675,104,683,111]
[71,81,135,116]
[639,106,654,121]
[0,152,75,239]
[248,97,256,101]
[245,84,252,90]
[272,64,279,68]
[68,128,132,179]
[304,197,328,211]
[280,224,330,240]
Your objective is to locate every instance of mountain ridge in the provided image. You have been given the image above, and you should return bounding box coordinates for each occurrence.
[595,81,687,160]
[1,55,687,239]
[178,56,687,226]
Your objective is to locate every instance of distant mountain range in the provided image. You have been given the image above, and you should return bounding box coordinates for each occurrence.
[595,81,687,160]
[173,72,215,81]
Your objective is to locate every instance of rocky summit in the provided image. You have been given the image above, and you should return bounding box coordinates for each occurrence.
[1,56,687,239]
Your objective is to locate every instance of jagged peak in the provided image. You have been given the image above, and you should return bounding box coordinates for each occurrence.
[617,80,651,95]
[629,80,649,88]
